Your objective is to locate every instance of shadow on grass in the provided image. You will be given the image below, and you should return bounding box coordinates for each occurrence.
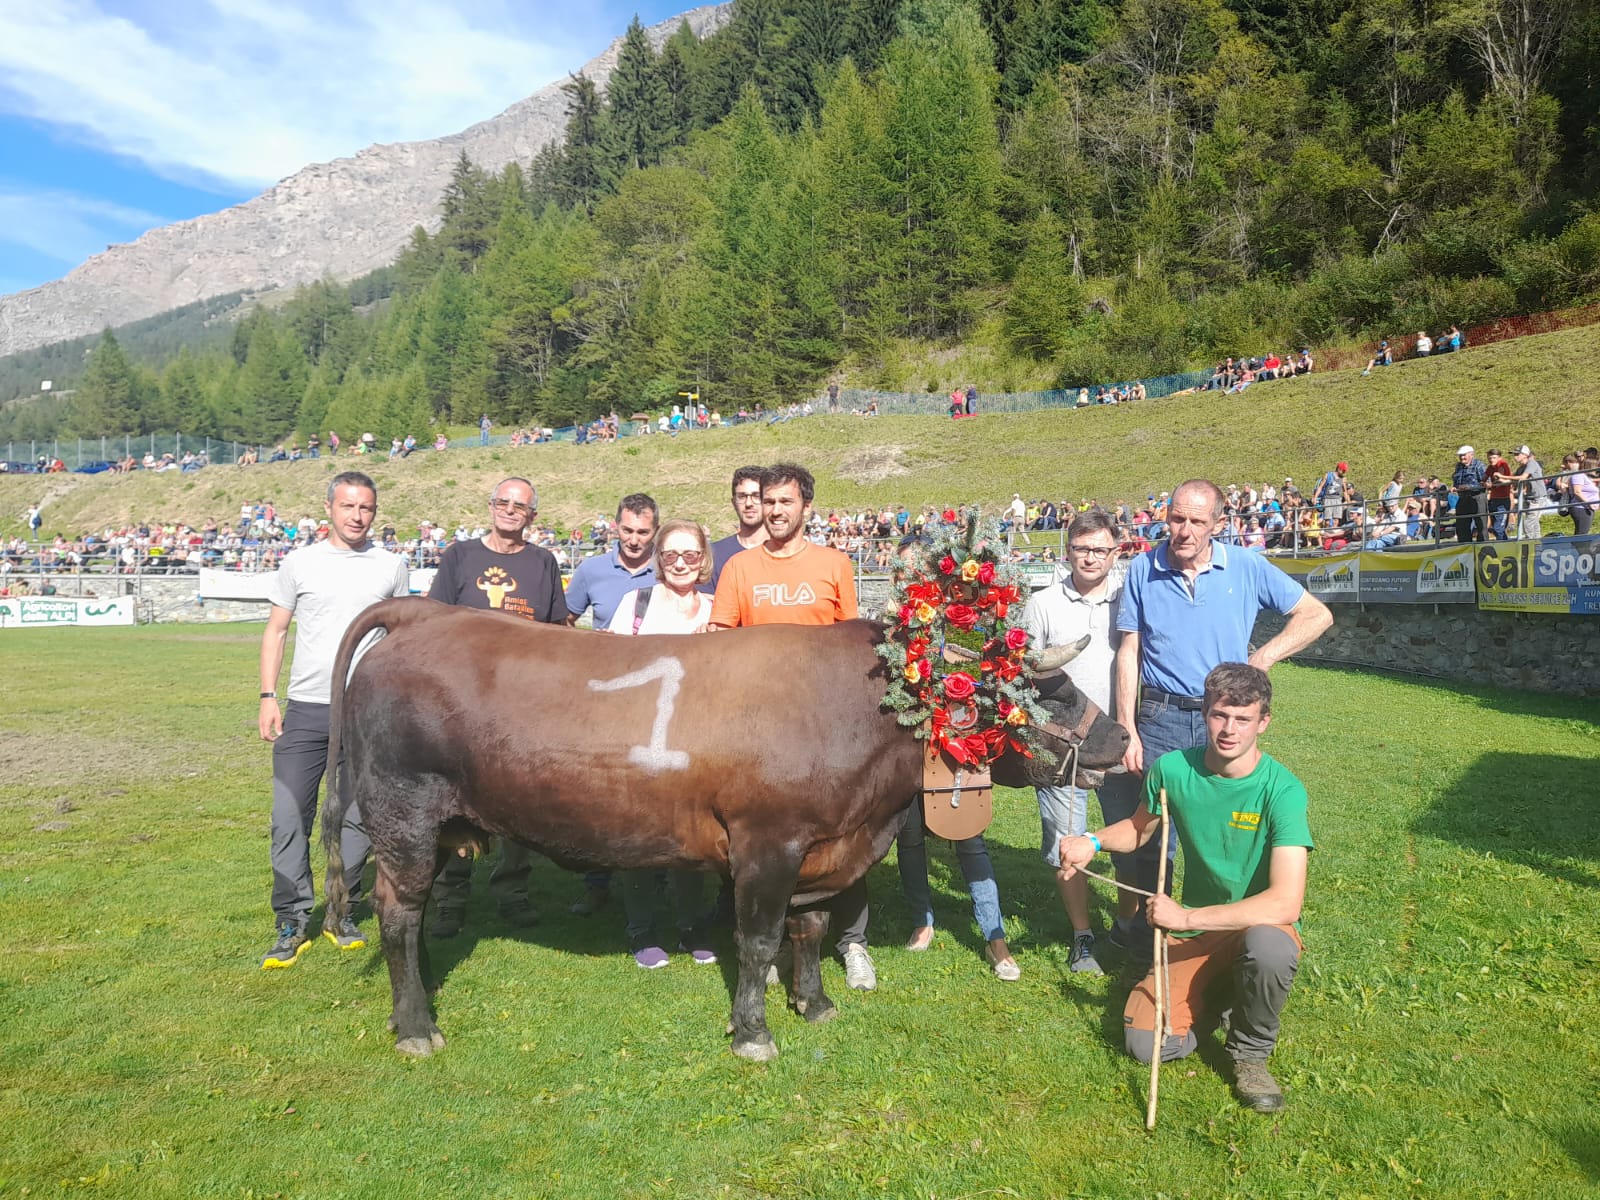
[1414,751,1600,890]
[1549,1122,1600,1182]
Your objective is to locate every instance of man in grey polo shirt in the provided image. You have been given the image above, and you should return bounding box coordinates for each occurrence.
[1113,479,1331,948]
[563,491,658,915]
[257,471,411,969]
[1509,445,1549,540]
[1022,509,1141,975]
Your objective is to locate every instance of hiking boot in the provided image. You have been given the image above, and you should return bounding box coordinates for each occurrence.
[260,922,310,970]
[1068,932,1103,975]
[498,898,540,928]
[1233,1059,1286,1113]
[569,885,610,917]
[842,943,877,991]
[322,917,367,951]
[431,907,465,939]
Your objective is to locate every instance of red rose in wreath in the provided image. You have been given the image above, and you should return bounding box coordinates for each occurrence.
[945,603,980,630]
[977,561,996,585]
[1004,627,1029,651]
[938,555,957,575]
[943,672,977,701]
[943,509,957,523]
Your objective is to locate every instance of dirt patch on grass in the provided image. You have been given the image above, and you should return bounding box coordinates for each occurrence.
[0,730,191,789]
[837,445,911,485]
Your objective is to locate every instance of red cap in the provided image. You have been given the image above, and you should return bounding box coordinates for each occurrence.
[1337,462,1348,472]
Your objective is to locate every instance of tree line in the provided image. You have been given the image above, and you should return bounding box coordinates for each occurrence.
[6,0,1599,446]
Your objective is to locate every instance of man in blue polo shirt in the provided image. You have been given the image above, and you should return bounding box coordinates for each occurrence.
[1112,479,1330,954]
[565,492,658,631]
[563,491,658,915]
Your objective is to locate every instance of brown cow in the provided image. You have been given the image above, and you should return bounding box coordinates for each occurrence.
[321,598,1128,1060]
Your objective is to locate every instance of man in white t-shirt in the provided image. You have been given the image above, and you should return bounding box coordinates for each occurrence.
[1021,509,1141,975]
[257,471,411,969]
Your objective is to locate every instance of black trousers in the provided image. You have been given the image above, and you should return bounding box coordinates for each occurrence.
[1455,493,1486,543]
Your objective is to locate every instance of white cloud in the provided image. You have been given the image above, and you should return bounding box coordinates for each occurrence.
[0,1,619,188]
[0,189,167,267]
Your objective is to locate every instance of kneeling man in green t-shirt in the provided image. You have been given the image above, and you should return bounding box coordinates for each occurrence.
[1058,662,1311,1113]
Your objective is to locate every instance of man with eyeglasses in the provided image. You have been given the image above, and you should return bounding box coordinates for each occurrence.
[564,492,660,915]
[424,477,566,937]
[708,465,767,593]
[1022,509,1141,975]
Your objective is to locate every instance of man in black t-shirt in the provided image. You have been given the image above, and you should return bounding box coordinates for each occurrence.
[425,477,565,937]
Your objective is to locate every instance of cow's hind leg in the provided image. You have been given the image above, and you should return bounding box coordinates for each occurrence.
[373,867,445,1056]
[785,908,837,1024]
[729,858,801,1062]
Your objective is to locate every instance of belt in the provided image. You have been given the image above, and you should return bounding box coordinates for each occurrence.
[1142,687,1204,712]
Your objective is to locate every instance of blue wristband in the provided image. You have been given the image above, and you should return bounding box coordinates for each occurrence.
[1085,832,1102,854]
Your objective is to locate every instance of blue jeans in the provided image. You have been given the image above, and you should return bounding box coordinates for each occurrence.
[897,796,1005,941]
[1130,693,1206,891]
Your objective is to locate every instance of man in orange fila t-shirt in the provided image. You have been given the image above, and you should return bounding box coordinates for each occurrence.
[708,463,874,990]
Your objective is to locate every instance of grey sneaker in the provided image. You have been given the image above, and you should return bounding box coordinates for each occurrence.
[1068,932,1103,975]
[842,943,877,991]
[1233,1060,1286,1113]
[321,917,367,951]
[260,922,310,970]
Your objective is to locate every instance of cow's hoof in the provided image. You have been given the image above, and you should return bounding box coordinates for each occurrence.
[801,999,838,1024]
[394,1029,446,1057]
[732,1036,779,1063]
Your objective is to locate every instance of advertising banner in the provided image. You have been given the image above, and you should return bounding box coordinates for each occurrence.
[1476,536,1600,614]
[1267,547,1475,605]
[0,595,136,629]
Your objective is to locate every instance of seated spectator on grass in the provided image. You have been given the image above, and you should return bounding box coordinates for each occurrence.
[1360,340,1393,376]
[1294,348,1314,375]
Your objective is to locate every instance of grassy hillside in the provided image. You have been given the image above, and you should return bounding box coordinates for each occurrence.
[5,326,1598,538]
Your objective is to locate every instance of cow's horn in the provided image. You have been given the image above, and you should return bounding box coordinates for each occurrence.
[1031,635,1090,672]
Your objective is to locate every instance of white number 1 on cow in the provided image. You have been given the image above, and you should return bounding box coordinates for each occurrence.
[587,657,690,771]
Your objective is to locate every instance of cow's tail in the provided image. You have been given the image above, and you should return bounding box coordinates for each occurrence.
[322,596,428,925]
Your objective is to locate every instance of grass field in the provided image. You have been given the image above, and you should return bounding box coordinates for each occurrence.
[1,625,1597,1198]
[4,324,1600,542]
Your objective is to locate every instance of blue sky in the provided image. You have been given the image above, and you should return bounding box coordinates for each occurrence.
[0,1,695,296]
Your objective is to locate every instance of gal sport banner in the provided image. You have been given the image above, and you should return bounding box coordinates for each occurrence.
[1476,536,1600,614]
[1267,547,1476,605]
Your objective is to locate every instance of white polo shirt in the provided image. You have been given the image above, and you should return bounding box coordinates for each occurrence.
[1020,572,1123,717]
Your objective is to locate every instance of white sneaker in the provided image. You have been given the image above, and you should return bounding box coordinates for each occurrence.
[842,943,877,991]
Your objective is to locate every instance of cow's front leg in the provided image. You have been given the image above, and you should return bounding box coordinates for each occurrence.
[374,868,445,1057]
[785,908,836,1023]
[729,864,797,1062]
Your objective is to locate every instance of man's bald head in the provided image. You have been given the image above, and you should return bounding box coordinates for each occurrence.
[1173,479,1225,519]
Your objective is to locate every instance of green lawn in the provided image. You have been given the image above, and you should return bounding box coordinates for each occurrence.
[1,626,1597,1198]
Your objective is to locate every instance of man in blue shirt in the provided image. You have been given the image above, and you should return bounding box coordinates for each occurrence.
[1451,445,1488,544]
[562,492,658,916]
[565,493,658,631]
[1112,480,1331,952]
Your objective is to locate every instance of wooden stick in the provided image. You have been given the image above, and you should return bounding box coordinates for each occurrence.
[1146,788,1171,1132]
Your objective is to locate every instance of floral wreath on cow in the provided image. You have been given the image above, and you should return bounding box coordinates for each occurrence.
[875,508,1052,768]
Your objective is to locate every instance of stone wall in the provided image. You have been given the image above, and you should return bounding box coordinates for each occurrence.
[1253,605,1598,697]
